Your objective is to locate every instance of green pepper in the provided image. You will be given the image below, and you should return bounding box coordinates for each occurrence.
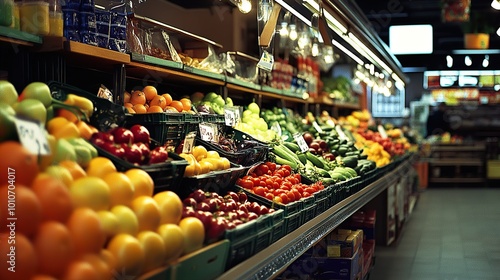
[19,82,52,108]
[0,103,17,141]
[46,105,54,121]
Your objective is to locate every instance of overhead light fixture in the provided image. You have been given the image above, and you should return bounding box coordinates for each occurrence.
[492,0,500,10]
[446,55,453,68]
[483,55,490,67]
[289,24,298,40]
[279,22,289,37]
[275,0,311,26]
[465,55,472,66]
[497,27,500,36]
[238,0,252,13]
[331,39,364,65]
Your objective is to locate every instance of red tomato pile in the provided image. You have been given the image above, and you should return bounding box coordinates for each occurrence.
[236,162,325,204]
[181,190,275,243]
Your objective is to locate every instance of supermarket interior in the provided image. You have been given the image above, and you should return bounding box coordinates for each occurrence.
[0,0,500,279]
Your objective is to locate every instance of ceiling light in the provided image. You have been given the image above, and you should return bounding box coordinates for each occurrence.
[465,56,472,66]
[289,24,298,41]
[497,27,500,36]
[492,0,500,10]
[446,55,453,68]
[279,22,289,37]
[386,80,393,88]
[275,0,311,26]
[237,0,252,13]
[483,55,489,67]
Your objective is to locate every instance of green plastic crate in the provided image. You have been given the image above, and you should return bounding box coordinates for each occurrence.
[225,219,257,269]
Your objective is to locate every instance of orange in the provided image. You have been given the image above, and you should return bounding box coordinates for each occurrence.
[57,108,79,123]
[153,191,183,225]
[143,85,158,101]
[124,102,133,108]
[59,160,87,180]
[137,231,166,273]
[0,141,39,187]
[0,233,37,280]
[106,234,145,277]
[34,221,74,277]
[86,157,117,178]
[32,174,73,223]
[97,211,119,240]
[180,98,192,111]
[132,104,147,114]
[76,120,95,140]
[130,90,146,105]
[69,176,111,211]
[126,107,136,114]
[125,169,154,198]
[150,95,167,109]
[147,105,164,113]
[66,208,106,257]
[99,249,117,276]
[157,224,185,262]
[161,93,173,106]
[61,260,100,280]
[123,91,131,103]
[111,205,139,236]
[170,100,184,112]
[31,275,58,280]
[178,217,205,254]
[131,196,161,232]
[80,253,112,280]
[103,172,135,207]
[144,103,149,110]
[0,184,41,237]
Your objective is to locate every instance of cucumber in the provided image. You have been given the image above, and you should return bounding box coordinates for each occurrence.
[317,168,330,178]
[321,178,337,186]
[297,152,307,165]
[343,167,358,178]
[337,147,348,156]
[345,151,360,157]
[305,152,324,169]
[328,172,347,181]
[341,156,358,168]
[272,144,300,164]
[283,141,300,153]
[273,153,298,170]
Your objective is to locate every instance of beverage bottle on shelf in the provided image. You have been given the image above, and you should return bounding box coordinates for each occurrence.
[0,0,14,27]
[19,0,50,35]
[47,0,63,36]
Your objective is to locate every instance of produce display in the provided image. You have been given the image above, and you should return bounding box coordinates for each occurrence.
[0,79,414,280]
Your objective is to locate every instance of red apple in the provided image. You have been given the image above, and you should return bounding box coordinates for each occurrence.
[123,144,143,164]
[129,124,150,144]
[112,127,134,144]
[148,146,169,164]
[136,143,150,163]
[91,131,114,144]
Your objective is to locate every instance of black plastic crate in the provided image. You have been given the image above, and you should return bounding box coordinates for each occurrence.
[301,196,316,226]
[93,144,188,193]
[48,81,128,131]
[124,112,185,147]
[253,213,274,253]
[184,113,201,137]
[315,197,330,216]
[225,219,257,269]
[269,209,285,243]
[240,188,303,217]
[284,211,302,234]
[200,113,225,124]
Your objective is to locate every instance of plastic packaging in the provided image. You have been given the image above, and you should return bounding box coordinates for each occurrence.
[20,1,50,36]
[0,0,14,27]
[47,0,63,36]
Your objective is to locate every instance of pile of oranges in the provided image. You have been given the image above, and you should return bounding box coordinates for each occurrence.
[123,86,193,114]
[0,141,205,280]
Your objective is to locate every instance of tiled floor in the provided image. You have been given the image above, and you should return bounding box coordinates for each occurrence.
[369,187,500,280]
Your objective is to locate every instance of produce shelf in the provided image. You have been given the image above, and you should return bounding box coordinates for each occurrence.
[226,82,263,96]
[217,155,416,280]
[310,95,361,110]
[0,26,42,46]
[260,86,310,104]
[226,77,262,92]
[64,41,130,64]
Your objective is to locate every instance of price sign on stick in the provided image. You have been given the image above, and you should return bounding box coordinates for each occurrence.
[378,125,388,139]
[335,125,349,141]
[224,106,241,127]
[199,123,216,142]
[182,131,197,154]
[14,117,51,155]
[293,133,309,153]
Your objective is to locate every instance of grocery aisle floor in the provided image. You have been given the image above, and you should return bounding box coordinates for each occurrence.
[369,187,500,280]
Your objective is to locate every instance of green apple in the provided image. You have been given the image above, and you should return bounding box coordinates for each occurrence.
[0,103,17,141]
[54,138,77,164]
[242,109,253,118]
[203,92,219,102]
[0,81,18,105]
[19,82,52,108]
[225,97,233,107]
[13,99,47,125]
[248,102,260,115]
[213,95,225,108]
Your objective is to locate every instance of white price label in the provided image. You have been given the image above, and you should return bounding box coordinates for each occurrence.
[182,131,197,154]
[224,106,241,127]
[335,125,349,141]
[257,50,274,72]
[14,117,51,155]
[293,133,309,153]
[199,123,216,142]
[312,121,323,133]
[378,125,388,139]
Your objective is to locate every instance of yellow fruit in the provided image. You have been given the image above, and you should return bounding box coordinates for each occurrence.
[125,169,154,198]
[70,177,111,211]
[206,151,220,159]
[192,145,208,161]
[97,211,119,240]
[199,160,212,174]
[201,158,223,171]
[137,231,166,273]
[153,191,183,225]
[106,234,145,277]
[157,224,185,262]
[110,205,139,236]
[220,157,231,170]
[86,157,117,178]
[103,172,135,207]
[178,217,204,255]
[43,165,74,187]
[130,196,161,232]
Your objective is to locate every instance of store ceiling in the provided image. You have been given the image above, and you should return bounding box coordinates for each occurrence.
[166,0,500,71]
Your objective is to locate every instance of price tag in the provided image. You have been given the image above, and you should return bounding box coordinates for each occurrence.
[199,122,216,142]
[14,117,51,155]
[182,131,197,154]
[257,50,274,72]
[312,121,324,133]
[224,106,241,127]
[271,122,282,136]
[378,125,388,139]
[293,133,309,153]
[335,125,349,141]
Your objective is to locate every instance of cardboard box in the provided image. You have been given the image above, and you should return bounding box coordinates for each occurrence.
[313,229,363,258]
[313,247,363,280]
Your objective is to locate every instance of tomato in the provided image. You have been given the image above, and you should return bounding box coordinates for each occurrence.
[302,191,312,198]
[294,185,304,193]
[294,173,302,182]
[274,169,285,177]
[242,175,252,180]
[250,177,261,186]
[272,182,280,189]
[266,162,277,172]
[239,179,254,190]
[253,186,266,196]
[292,189,302,200]
[281,181,292,189]
[286,176,298,185]
[281,165,292,172]
[265,179,274,187]
[273,189,285,196]
[305,187,317,194]
[265,192,274,200]
[286,192,295,202]
[280,185,291,191]
[257,164,269,175]
[279,193,289,204]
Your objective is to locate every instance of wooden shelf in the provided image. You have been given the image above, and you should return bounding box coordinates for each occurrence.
[64,41,130,64]
[0,26,42,46]
[309,95,360,110]
[226,82,262,96]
